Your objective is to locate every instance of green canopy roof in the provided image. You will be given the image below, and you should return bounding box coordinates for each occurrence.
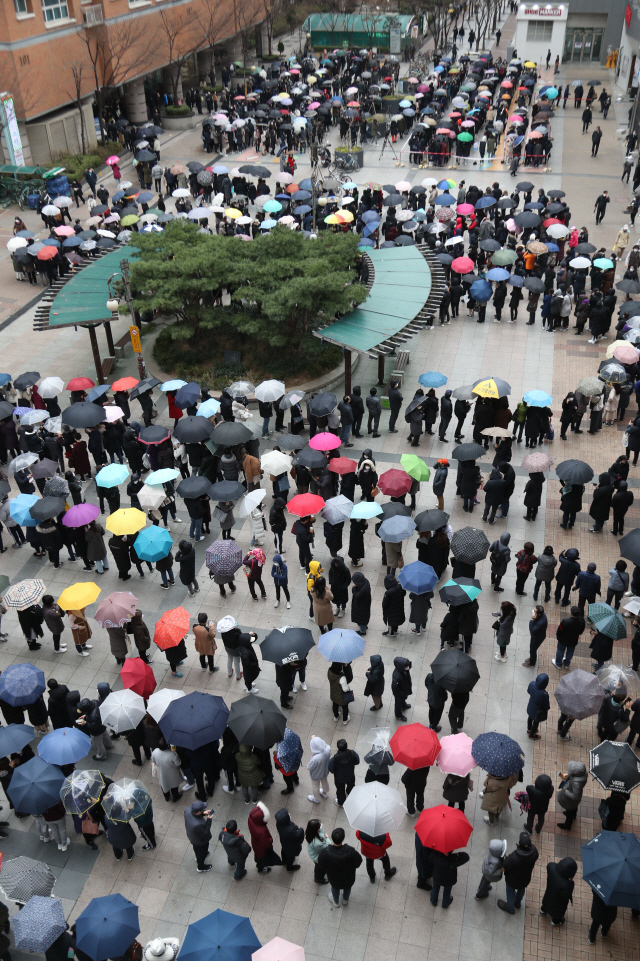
[47,245,136,328]
[315,247,431,353]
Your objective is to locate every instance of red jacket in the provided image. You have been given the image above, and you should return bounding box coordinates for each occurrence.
[248,804,273,859]
[167,392,183,421]
[356,830,392,860]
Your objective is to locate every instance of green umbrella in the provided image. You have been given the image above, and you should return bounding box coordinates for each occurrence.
[457,132,473,142]
[400,454,431,481]
[120,215,139,227]
[588,603,627,640]
[593,258,614,270]
[491,248,518,265]
[263,199,282,213]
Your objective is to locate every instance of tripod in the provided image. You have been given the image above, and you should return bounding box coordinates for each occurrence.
[379,133,398,161]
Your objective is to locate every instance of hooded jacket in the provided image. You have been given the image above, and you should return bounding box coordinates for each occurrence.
[612,481,634,515]
[526,674,550,720]
[47,683,70,729]
[351,572,371,624]
[556,613,585,647]
[219,827,251,861]
[524,472,545,508]
[356,830,392,860]
[307,737,331,781]
[382,574,406,625]
[503,837,539,888]
[534,551,557,582]
[364,654,384,696]
[391,657,412,698]
[77,698,105,737]
[432,463,448,495]
[589,474,614,522]
[270,554,288,585]
[269,498,287,533]
[248,802,273,859]
[439,391,453,426]
[317,842,363,889]
[236,744,264,787]
[481,839,507,881]
[555,548,581,585]
[184,801,212,846]
[175,543,196,585]
[541,858,577,919]
[529,611,548,646]
[480,773,519,815]
[557,760,588,811]
[329,557,351,604]
[490,533,511,577]
[432,850,470,886]
[275,808,304,857]
[526,773,554,814]
[425,673,448,710]
[350,386,364,417]
[328,745,360,784]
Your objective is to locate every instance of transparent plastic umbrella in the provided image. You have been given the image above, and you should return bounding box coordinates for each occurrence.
[102,779,150,821]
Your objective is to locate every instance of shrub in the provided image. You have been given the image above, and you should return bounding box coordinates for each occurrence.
[50,144,121,182]
[165,105,192,117]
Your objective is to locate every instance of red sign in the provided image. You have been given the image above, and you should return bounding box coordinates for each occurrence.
[626,4,632,28]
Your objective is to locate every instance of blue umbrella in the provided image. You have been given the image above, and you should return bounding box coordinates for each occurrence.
[160,379,187,391]
[294,204,311,215]
[95,463,129,488]
[0,663,45,706]
[418,371,447,388]
[134,526,172,562]
[260,219,278,229]
[7,756,66,815]
[0,374,11,386]
[159,692,229,749]
[298,179,313,189]
[76,894,140,961]
[397,560,438,594]
[145,468,180,486]
[358,240,375,248]
[38,727,91,766]
[350,501,383,519]
[62,236,82,248]
[433,193,456,206]
[9,493,39,527]
[317,628,366,663]
[42,238,61,248]
[524,201,544,210]
[486,267,510,282]
[475,197,495,209]
[363,223,379,237]
[470,279,493,302]
[87,384,110,403]
[508,274,524,287]
[12,895,67,952]
[582,831,640,908]
[378,515,416,542]
[523,389,553,407]
[0,723,35,755]
[471,732,525,777]
[291,190,311,201]
[546,242,559,252]
[113,191,125,202]
[175,381,201,410]
[197,398,221,418]
[180,909,260,961]
[276,727,303,770]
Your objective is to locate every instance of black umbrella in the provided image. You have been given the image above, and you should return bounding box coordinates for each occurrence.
[0,401,16,420]
[556,459,594,484]
[274,434,305,451]
[523,277,545,293]
[379,502,412,521]
[589,740,640,793]
[210,421,253,446]
[186,161,204,172]
[617,279,640,294]
[383,194,404,207]
[97,238,115,249]
[450,526,490,563]
[208,480,246,501]
[620,302,640,318]
[119,206,140,219]
[60,402,106,429]
[292,448,327,470]
[239,164,272,178]
[439,577,482,607]
[91,205,109,216]
[174,382,201,410]
[177,476,211,498]
[479,239,501,251]
[14,372,40,390]
[575,242,597,255]
[414,508,450,532]
[546,189,566,198]
[136,150,157,163]
[29,496,66,520]
[436,253,454,266]
[138,425,171,444]
[30,459,60,480]
[227,694,286,749]
[545,202,565,215]
[159,692,229,749]
[451,442,485,461]
[129,377,161,400]
[260,627,315,665]
[516,181,535,191]
[173,416,214,444]
[307,392,338,417]
[406,396,425,415]
[514,211,541,228]
[618,529,640,566]
[430,649,480,694]
[497,197,515,209]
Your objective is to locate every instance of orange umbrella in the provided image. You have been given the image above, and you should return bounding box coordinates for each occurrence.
[285,183,301,193]
[37,247,58,261]
[111,377,139,391]
[153,606,190,650]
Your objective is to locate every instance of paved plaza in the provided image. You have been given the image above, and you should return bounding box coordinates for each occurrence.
[0,19,639,961]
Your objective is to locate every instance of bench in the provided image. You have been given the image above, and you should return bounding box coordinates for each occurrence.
[114,332,130,361]
[391,348,411,384]
[101,358,115,378]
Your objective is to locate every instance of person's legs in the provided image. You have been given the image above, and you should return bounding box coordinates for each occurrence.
[329,885,341,906]
[476,875,493,899]
[430,880,441,906]
[336,782,346,805]
[193,843,209,869]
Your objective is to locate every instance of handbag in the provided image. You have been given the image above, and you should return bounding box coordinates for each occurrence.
[81,813,99,835]
[534,707,548,723]
[371,486,380,497]
[213,506,227,522]
[277,476,290,492]
[342,689,355,704]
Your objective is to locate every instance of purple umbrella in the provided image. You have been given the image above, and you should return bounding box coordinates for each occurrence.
[205,539,242,577]
[62,503,100,528]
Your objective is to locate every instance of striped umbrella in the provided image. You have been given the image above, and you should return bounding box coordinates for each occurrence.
[13,895,67,952]
[0,857,56,903]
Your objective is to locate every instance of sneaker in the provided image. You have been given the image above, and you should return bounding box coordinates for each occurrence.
[483,815,495,825]
[320,790,329,798]
[497,900,515,915]
[197,864,213,872]
[82,566,93,572]
[142,843,155,851]
[54,647,67,654]
[160,583,170,590]
[286,602,291,609]
[171,672,183,677]
[328,892,341,906]
[58,843,69,851]
[181,781,195,791]
[301,683,307,691]
[223,786,234,794]
[552,659,560,668]
[196,536,205,542]
[93,755,107,761]
[343,716,350,725]
[292,686,298,693]
[83,644,93,650]
[77,650,90,657]
[274,600,280,608]
[308,795,321,803]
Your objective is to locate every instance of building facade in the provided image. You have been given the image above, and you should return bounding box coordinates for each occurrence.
[514,0,623,67]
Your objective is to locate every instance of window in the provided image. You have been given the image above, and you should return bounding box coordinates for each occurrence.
[14,0,28,12]
[41,0,69,21]
[83,4,103,23]
[527,20,553,41]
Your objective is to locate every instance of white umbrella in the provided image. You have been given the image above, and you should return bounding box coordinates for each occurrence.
[395,210,415,222]
[99,689,145,733]
[343,782,406,834]
[139,213,158,224]
[188,209,210,220]
[53,196,72,208]
[421,177,438,187]
[103,406,125,423]
[255,380,285,403]
[236,488,267,518]
[172,188,191,198]
[42,205,60,217]
[97,229,116,238]
[44,417,62,434]
[546,223,569,239]
[569,257,591,269]
[7,237,27,252]
[147,688,185,723]
[120,181,133,190]
[137,485,166,510]
[261,451,291,475]
[280,389,305,409]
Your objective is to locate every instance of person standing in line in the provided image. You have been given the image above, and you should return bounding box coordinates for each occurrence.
[433,458,448,510]
[328,739,359,806]
[219,818,251,880]
[539,858,577,927]
[391,656,412,721]
[493,600,516,663]
[481,770,519,825]
[105,803,137,861]
[152,740,184,802]
[532,547,556,602]
[557,762,588,828]
[351,573,371,635]
[515,542,537,595]
[425,671,448,731]
[317,826,363,907]
[402,763,430,816]
[588,891,617,944]
[387,380,403,433]
[236,744,263,805]
[305,819,330,883]
[248,802,282,874]
[526,673,550,740]
[275,809,303,872]
[498,832,539,914]
[553,606,586,670]
[307,736,331,803]
[475,839,507,900]
[442,772,472,810]
[524,774,554,833]
[611,480,633,535]
[192,612,217,673]
[184,800,213,873]
[430,849,470,908]
[523,605,547,668]
[606,560,629,609]
[356,829,397,882]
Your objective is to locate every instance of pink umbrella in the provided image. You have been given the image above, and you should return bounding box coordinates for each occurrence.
[416,84,428,92]
[106,156,120,165]
[309,432,342,451]
[252,939,304,961]
[451,256,475,274]
[407,77,419,83]
[436,732,476,776]
[501,80,513,88]
[613,344,640,364]
[461,120,475,128]
[54,225,75,237]
[347,100,360,107]
[103,406,125,423]
[457,203,474,215]
[508,115,524,123]
[528,130,543,138]
[309,101,321,108]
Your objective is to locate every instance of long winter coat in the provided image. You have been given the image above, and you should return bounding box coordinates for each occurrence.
[350,573,371,625]
[480,773,519,815]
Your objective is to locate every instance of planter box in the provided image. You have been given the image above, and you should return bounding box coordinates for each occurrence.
[382,98,402,115]
[336,147,363,170]
[161,112,200,131]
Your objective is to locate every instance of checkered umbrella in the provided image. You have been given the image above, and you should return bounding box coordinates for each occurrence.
[61,769,105,814]
[3,579,46,611]
[588,603,627,640]
[12,895,66,952]
[450,527,490,563]
[0,857,56,904]
[205,539,243,577]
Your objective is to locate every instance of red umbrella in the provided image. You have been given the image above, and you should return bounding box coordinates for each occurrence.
[66,377,95,390]
[287,492,325,516]
[415,804,473,853]
[378,468,412,497]
[451,256,475,274]
[327,457,357,474]
[37,246,58,261]
[111,376,139,391]
[153,606,191,650]
[390,723,441,768]
[121,657,156,698]
[542,217,561,228]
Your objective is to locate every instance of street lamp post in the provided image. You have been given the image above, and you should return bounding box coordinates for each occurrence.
[106,257,147,379]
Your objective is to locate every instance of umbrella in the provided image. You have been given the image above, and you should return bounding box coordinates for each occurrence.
[227,694,286,749]
[521,451,554,472]
[144,468,180,487]
[317,628,365,663]
[120,657,156,699]
[588,603,627,640]
[322,495,354,524]
[60,769,104,814]
[102,779,150,821]
[236,489,267,519]
[173,416,215,444]
[12,895,67,952]
[0,723,35,755]
[379,503,413,523]
[415,805,472,854]
[556,459,594,484]
[57,582,100,611]
[38,726,91,766]
[261,451,291,475]
[99,689,145,733]
[211,421,253,446]
[129,377,161,400]
[397,561,438,594]
[281,389,306,409]
[147,689,185,723]
[414,508,450,533]
[105,508,146,536]
[0,663,45,706]
[154,606,191,650]
[179,910,260,961]
[261,626,315,665]
[206,539,243,577]
[60,402,105,428]
[378,515,416,542]
[20,409,49,427]
[95,463,129,489]
[343,782,406,834]
[390,723,441,768]
[523,389,553,408]
[576,377,604,397]
[197,398,221,419]
[9,493,39,527]
[177,475,211,498]
[307,392,337,417]
[0,857,56,904]
[28,496,66,522]
[31,458,62,480]
[582,831,640,908]
[7,756,65,815]
[327,457,357,475]
[379,469,413,497]
[472,376,511,399]
[398,454,430,482]
[287,493,325,516]
[208,479,246,501]
[471,732,525,776]
[134,525,172,562]
[254,380,285,402]
[14,372,40,390]
[619,529,640,566]
[292,448,327,470]
[62,503,100,527]
[451,442,485,461]
[174,381,201,410]
[252,939,304,961]
[418,371,447,388]
[309,432,341,451]
[436,732,476,777]
[75,894,140,961]
[159,692,229,748]
[590,740,640,793]
[350,501,383,519]
[450,527,490,563]
[431,649,480,693]
[554,669,606,720]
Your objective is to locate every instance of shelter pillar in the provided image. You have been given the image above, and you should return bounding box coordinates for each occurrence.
[124,78,148,125]
[104,321,116,358]
[344,349,352,396]
[88,326,105,385]
[377,355,385,386]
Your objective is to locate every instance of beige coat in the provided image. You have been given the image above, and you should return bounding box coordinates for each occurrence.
[480,773,519,815]
[614,228,630,256]
[68,609,92,646]
[312,587,334,626]
[385,541,403,569]
[243,454,262,486]
[193,623,217,656]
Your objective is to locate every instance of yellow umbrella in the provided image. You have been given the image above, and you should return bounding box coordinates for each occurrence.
[106,508,147,536]
[225,208,242,219]
[524,61,536,68]
[57,582,101,611]
[606,340,632,359]
[472,377,511,399]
